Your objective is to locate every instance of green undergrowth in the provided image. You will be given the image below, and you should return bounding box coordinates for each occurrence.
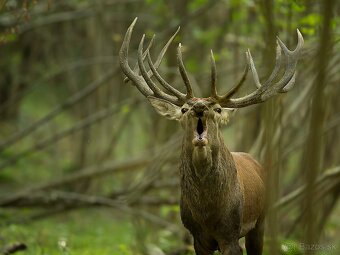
[1,206,339,255]
[1,209,136,255]
[0,207,192,255]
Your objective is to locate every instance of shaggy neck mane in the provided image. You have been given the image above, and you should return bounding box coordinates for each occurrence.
[179,131,238,193]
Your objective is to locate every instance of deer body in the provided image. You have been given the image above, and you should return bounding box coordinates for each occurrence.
[119,18,303,255]
[176,98,265,254]
[181,149,265,231]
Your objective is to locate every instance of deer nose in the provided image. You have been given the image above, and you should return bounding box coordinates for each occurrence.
[193,103,207,117]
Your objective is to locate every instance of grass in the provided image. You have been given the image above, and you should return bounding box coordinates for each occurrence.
[1,204,340,254]
[1,209,136,255]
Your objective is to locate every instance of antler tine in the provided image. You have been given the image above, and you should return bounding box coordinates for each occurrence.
[245,44,282,97]
[222,60,249,99]
[124,27,180,84]
[155,26,181,69]
[209,50,249,100]
[177,43,194,99]
[120,18,185,105]
[246,50,262,89]
[263,42,282,86]
[146,51,186,101]
[260,29,303,99]
[245,42,282,91]
[280,72,296,92]
[124,34,155,83]
[218,30,304,108]
[210,50,218,98]
[275,29,304,93]
[138,34,182,105]
[119,18,153,97]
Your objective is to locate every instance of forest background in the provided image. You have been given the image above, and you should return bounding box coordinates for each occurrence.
[0,0,339,254]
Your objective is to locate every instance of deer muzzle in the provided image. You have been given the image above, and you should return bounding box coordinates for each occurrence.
[192,118,208,147]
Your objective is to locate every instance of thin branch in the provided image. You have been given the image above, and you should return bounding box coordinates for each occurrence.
[0,135,180,206]
[0,56,116,116]
[0,98,140,170]
[0,1,142,31]
[160,0,221,37]
[0,69,117,152]
[274,165,340,209]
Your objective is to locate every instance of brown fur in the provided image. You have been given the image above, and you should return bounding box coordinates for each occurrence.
[180,136,265,255]
[232,152,265,237]
[148,97,265,255]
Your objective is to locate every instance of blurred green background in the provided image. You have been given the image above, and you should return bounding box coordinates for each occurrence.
[0,0,339,254]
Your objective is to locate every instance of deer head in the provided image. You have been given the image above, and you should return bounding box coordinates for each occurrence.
[119,18,303,150]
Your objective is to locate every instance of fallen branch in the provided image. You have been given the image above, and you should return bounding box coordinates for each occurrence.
[1,191,180,232]
[1,243,27,255]
[0,156,149,206]
[0,135,181,206]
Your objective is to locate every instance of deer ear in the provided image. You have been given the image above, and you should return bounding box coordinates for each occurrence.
[147,96,182,120]
[220,108,237,124]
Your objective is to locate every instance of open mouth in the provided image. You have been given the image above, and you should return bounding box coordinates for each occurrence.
[192,118,208,146]
[197,118,204,136]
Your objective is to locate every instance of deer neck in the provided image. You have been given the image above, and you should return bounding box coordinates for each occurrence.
[180,130,238,189]
[179,127,242,227]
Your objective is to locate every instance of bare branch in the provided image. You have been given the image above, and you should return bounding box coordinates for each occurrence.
[0,69,118,152]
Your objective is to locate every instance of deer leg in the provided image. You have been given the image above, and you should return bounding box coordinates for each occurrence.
[245,217,264,255]
[193,237,215,255]
[219,240,243,255]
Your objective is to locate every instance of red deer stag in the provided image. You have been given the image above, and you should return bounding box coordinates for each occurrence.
[119,18,303,255]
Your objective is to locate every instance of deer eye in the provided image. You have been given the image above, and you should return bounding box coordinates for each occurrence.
[214,108,222,113]
[181,108,188,114]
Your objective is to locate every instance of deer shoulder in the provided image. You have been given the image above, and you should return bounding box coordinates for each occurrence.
[232,152,265,237]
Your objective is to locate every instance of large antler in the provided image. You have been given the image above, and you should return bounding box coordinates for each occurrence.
[211,30,304,108]
[119,18,194,106]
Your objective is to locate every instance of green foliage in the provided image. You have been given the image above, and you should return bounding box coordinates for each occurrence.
[280,240,303,255]
[290,1,305,13]
[1,210,135,255]
[331,17,339,31]
[188,0,209,12]
[144,0,168,18]
[192,27,221,47]
[0,33,17,43]
[299,13,322,35]
[160,205,180,217]
[185,57,199,73]
[121,104,131,114]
